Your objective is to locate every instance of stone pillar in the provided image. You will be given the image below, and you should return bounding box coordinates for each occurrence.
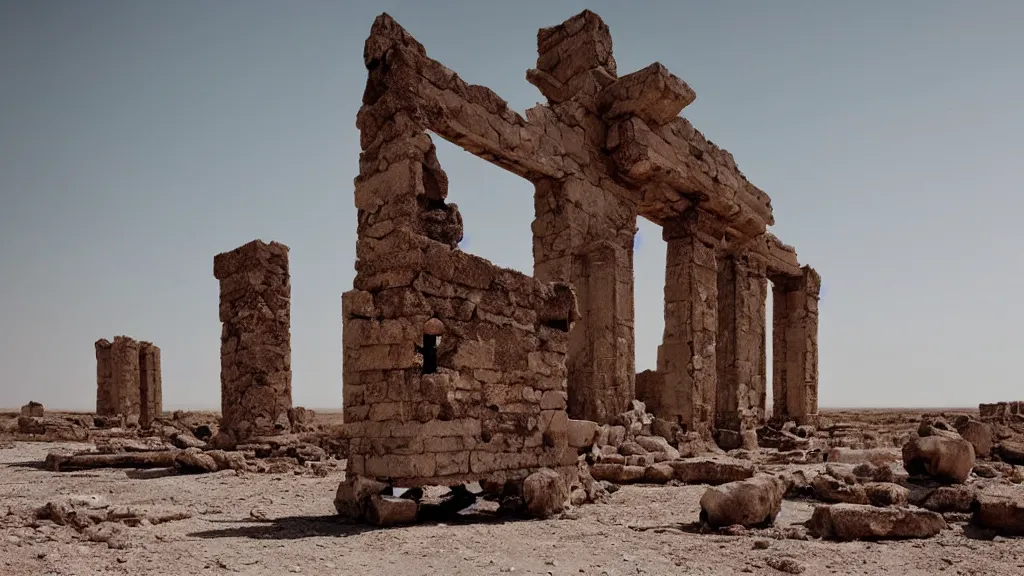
[654,208,721,437]
[214,240,292,442]
[138,342,162,429]
[109,336,141,426]
[715,252,768,433]
[95,339,114,415]
[771,266,820,425]
[533,177,636,424]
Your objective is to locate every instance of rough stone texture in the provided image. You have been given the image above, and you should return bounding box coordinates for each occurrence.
[351,10,818,454]
[808,504,948,541]
[213,240,292,443]
[972,489,1024,536]
[20,402,44,418]
[771,267,821,426]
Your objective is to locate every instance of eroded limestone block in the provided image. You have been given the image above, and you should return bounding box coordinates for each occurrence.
[902,436,975,484]
[808,504,947,541]
[699,474,786,528]
[523,468,569,519]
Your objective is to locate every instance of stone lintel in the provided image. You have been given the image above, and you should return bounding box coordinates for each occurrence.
[608,116,773,238]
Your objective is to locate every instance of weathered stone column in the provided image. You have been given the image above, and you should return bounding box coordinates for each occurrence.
[654,208,721,437]
[214,240,292,442]
[715,252,768,435]
[138,342,162,429]
[533,177,636,424]
[771,266,820,425]
[95,339,114,415]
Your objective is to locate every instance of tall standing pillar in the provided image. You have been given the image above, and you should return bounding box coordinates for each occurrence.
[771,265,821,425]
[138,342,162,429]
[716,252,768,433]
[654,208,721,437]
[214,240,292,442]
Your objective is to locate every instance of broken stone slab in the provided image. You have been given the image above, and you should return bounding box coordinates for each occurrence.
[567,419,598,449]
[366,495,418,526]
[174,448,218,474]
[902,436,975,484]
[954,419,993,458]
[826,447,900,466]
[523,468,569,519]
[597,62,695,126]
[864,483,909,507]
[335,476,388,521]
[589,463,645,484]
[996,440,1024,465]
[811,474,869,505]
[699,474,786,528]
[667,457,756,485]
[633,435,679,459]
[808,504,948,541]
[972,489,1024,536]
[921,485,977,513]
[642,463,674,484]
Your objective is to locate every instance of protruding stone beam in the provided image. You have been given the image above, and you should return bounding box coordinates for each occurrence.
[728,232,802,278]
[771,266,821,426]
[598,63,696,127]
[654,208,723,437]
[607,116,773,237]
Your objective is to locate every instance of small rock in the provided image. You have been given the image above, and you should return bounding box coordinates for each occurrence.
[366,495,417,526]
[753,539,771,550]
[766,557,805,574]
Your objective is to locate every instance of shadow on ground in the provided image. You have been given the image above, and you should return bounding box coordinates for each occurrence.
[188,512,524,540]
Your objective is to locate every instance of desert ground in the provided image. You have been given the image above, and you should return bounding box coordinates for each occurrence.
[2,407,1023,576]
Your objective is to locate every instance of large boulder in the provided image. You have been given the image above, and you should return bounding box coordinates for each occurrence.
[668,457,756,485]
[972,489,1024,536]
[523,468,569,519]
[902,436,975,484]
[954,419,993,458]
[921,485,977,513]
[808,504,947,541]
[699,474,786,528]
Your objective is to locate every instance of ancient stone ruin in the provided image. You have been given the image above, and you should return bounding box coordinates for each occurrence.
[338,9,820,518]
[213,239,293,445]
[95,336,162,428]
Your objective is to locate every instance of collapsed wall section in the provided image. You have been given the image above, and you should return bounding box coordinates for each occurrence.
[213,240,293,442]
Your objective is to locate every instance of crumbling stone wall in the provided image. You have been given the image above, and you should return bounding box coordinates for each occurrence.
[213,240,293,443]
[343,19,583,487]
[980,402,1024,421]
[354,10,822,445]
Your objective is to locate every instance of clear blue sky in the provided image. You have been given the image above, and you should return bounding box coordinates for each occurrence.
[2,1,1022,410]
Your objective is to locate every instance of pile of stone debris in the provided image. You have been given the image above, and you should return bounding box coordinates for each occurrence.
[335,401,1024,540]
[10,407,347,477]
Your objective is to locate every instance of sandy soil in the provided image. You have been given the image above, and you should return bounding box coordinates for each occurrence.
[3,440,1023,576]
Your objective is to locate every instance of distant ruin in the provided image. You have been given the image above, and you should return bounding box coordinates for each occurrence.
[95,336,162,428]
[213,240,293,444]
[340,10,820,493]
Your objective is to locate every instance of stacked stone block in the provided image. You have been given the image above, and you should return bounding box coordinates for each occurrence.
[95,336,154,427]
[213,240,292,442]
